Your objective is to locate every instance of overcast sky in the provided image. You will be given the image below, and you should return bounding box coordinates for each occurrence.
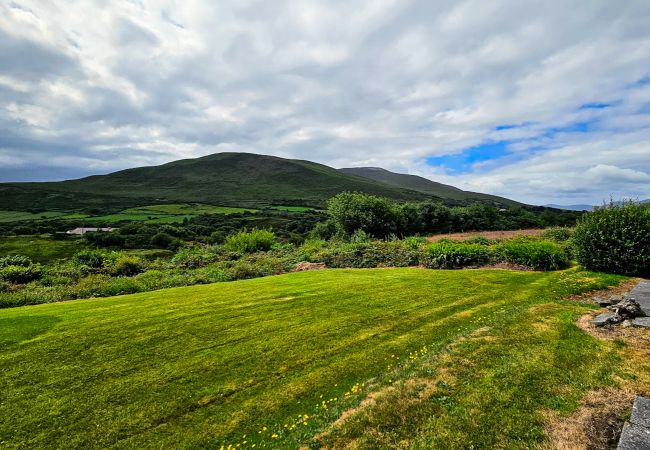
[1,0,649,205]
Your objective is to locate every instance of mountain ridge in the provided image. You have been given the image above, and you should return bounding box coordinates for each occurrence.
[339,167,521,206]
[0,152,523,212]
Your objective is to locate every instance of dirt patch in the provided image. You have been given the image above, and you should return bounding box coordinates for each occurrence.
[544,280,650,450]
[478,262,535,271]
[292,261,327,272]
[577,310,650,352]
[427,229,544,242]
[544,388,634,450]
[565,279,640,304]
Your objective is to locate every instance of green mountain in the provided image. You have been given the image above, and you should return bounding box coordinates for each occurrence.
[339,167,521,207]
[0,153,437,212]
[0,153,526,213]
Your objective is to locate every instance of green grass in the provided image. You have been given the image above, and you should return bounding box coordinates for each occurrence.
[0,268,629,449]
[0,235,86,263]
[0,210,69,223]
[79,204,257,224]
[268,205,314,212]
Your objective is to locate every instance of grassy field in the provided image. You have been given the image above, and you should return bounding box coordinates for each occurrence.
[0,267,639,449]
[0,204,259,225]
[0,210,69,223]
[0,235,86,263]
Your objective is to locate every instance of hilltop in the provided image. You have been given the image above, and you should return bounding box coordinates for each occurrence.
[0,153,521,212]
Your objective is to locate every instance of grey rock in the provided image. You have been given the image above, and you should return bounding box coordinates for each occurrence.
[591,312,619,327]
[622,320,633,328]
[617,422,650,450]
[631,396,650,429]
[633,317,650,328]
[626,282,650,316]
[597,297,616,307]
[608,299,645,319]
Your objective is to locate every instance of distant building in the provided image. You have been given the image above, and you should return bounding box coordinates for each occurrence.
[66,227,116,235]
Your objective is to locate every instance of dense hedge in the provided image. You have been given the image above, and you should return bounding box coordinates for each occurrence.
[493,241,569,270]
[573,202,650,276]
[423,242,490,269]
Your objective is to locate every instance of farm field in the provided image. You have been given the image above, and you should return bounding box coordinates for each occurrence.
[0,210,70,223]
[0,204,315,226]
[1,267,643,449]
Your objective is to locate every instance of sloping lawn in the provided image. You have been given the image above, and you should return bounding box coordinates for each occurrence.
[0,268,630,449]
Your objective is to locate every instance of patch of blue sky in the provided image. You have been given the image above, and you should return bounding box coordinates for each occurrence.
[426,141,511,174]
[494,121,535,131]
[579,102,612,110]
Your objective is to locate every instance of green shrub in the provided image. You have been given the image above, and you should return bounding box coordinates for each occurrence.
[573,201,650,276]
[75,274,112,298]
[99,277,143,297]
[0,255,32,268]
[39,274,74,287]
[172,246,218,269]
[423,242,490,269]
[542,226,573,242]
[110,255,145,277]
[0,280,14,293]
[318,241,423,269]
[350,229,372,244]
[464,236,492,245]
[493,241,568,270]
[194,265,233,283]
[73,250,118,269]
[0,264,43,284]
[402,236,427,249]
[224,229,276,253]
[134,270,167,290]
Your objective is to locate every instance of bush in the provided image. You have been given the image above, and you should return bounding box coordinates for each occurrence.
[0,255,33,269]
[542,226,573,242]
[423,242,490,269]
[73,250,116,269]
[150,232,179,250]
[75,274,112,298]
[326,192,401,237]
[172,246,218,269]
[317,241,423,269]
[464,236,492,245]
[493,241,569,270]
[99,277,143,297]
[0,264,43,284]
[573,201,650,276]
[110,255,145,277]
[224,229,276,253]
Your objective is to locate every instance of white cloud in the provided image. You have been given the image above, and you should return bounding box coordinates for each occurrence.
[0,0,648,203]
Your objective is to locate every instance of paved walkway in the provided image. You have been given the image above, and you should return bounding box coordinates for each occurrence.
[628,281,650,317]
[618,396,650,449]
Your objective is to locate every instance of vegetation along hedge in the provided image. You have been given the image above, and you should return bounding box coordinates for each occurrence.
[573,201,650,277]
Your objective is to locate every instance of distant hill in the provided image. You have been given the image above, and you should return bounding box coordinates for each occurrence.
[545,199,650,211]
[0,153,438,212]
[340,167,521,207]
[544,204,593,211]
[0,153,531,213]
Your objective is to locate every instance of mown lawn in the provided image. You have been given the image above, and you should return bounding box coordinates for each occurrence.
[0,268,631,449]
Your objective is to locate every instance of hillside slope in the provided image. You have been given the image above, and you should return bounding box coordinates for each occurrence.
[340,167,521,206]
[0,153,434,211]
